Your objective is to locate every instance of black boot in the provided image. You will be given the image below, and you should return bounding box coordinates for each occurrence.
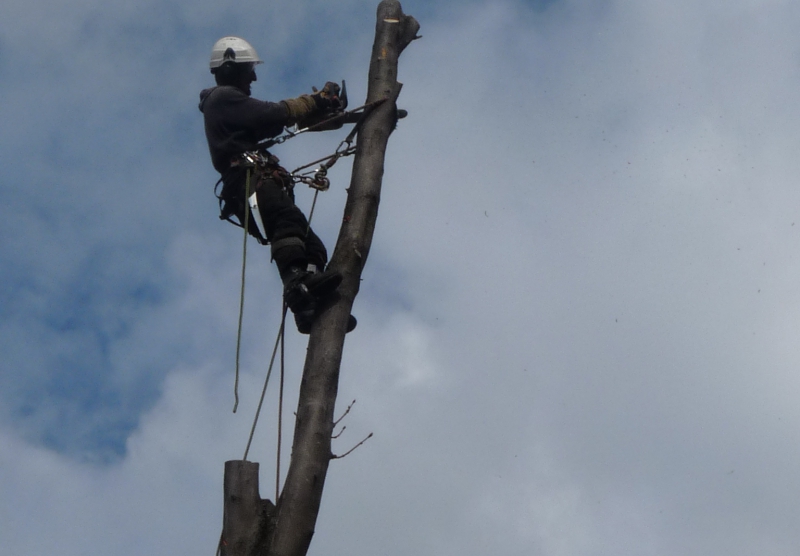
[293,307,317,334]
[294,309,358,335]
[281,265,343,314]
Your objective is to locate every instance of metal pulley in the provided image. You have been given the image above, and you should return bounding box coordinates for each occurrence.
[310,167,330,191]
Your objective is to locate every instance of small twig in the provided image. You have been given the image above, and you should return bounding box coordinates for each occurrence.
[333,399,357,428]
[332,432,373,460]
[332,425,346,439]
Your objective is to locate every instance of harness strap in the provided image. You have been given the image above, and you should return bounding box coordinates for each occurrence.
[216,151,292,243]
[270,236,305,258]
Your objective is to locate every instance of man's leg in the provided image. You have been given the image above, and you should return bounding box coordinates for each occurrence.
[254,177,343,331]
[303,227,328,271]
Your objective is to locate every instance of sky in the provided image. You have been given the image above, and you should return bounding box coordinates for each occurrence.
[2,0,800,554]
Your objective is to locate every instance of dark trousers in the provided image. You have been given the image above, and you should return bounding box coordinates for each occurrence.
[222,167,328,271]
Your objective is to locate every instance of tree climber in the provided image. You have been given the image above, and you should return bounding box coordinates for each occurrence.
[199,36,355,334]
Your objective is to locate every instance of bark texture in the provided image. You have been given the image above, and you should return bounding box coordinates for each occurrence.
[268,3,419,556]
[220,461,276,556]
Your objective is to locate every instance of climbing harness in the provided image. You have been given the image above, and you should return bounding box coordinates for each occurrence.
[215,150,294,243]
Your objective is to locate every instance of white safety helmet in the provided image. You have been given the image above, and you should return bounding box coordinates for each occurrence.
[209,36,263,69]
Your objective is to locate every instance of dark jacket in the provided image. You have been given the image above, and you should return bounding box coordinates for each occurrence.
[199,86,290,173]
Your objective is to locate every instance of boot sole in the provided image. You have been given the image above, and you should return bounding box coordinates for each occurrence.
[295,314,358,335]
[305,273,342,299]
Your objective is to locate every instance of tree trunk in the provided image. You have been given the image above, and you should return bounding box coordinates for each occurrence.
[219,3,418,555]
[267,3,419,556]
[220,461,276,556]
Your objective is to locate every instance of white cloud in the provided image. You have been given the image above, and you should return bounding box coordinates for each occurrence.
[5,0,800,555]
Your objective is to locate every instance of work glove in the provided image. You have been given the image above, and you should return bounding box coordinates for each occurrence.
[283,81,347,130]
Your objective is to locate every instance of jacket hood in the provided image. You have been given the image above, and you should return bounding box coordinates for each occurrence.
[198,87,218,112]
